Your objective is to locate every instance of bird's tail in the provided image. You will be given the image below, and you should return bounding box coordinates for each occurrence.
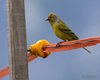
[83,47,91,54]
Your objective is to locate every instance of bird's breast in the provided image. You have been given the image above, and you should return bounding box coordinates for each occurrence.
[52,26,67,41]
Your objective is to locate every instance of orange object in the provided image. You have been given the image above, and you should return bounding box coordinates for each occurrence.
[0,54,36,79]
[44,36,100,52]
[0,36,100,79]
[0,67,9,79]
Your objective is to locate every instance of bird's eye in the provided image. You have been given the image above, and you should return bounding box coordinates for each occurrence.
[49,16,52,18]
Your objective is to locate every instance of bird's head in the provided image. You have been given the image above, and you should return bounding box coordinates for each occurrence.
[46,13,58,24]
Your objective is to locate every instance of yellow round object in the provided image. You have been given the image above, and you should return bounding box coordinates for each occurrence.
[29,40,51,58]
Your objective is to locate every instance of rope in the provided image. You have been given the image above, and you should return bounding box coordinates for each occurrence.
[0,54,36,79]
[0,36,100,79]
[28,40,51,58]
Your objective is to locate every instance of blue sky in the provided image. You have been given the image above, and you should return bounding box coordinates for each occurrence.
[0,0,100,80]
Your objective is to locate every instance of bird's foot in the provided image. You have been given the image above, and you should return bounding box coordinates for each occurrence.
[56,41,65,47]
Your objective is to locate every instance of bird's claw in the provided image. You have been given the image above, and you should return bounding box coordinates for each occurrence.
[56,43,61,47]
[56,41,65,47]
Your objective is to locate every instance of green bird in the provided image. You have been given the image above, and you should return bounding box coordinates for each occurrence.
[46,13,91,53]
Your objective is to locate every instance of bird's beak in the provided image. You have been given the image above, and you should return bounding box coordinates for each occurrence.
[45,18,49,21]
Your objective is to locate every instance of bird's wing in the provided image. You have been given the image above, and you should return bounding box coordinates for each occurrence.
[58,22,79,40]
